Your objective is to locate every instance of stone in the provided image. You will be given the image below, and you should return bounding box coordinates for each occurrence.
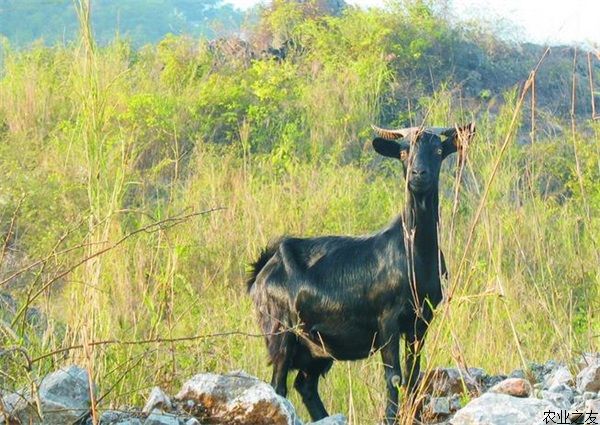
[99,410,131,423]
[585,398,600,413]
[422,397,451,422]
[583,391,597,400]
[577,363,600,393]
[144,411,180,425]
[529,360,560,384]
[184,418,201,425]
[545,383,574,406]
[422,368,479,397]
[466,368,487,385]
[544,365,573,388]
[450,393,561,425]
[98,410,145,424]
[488,378,532,398]
[143,387,172,414]
[578,353,600,370]
[508,369,526,379]
[1,365,93,424]
[175,370,300,425]
[481,374,506,390]
[308,413,348,424]
[449,394,462,412]
[541,390,571,410]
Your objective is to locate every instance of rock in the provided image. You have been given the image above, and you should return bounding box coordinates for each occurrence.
[143,387,172,414]
[144,411,180,425]
[569,398,600,424]
[508,369,526,379]
[578,353,600,370]
[450,393,561,425]
[544,365,573,388]
[114,419,144,425]
[577,363,600,393]
[2,365,93,424]
[529,360,560,384]
[541,390,571,410]
[546,383,574,404]
[422,368,479,397]
[0,292,17,317]
[308,413,348,424]
[488,378,532,398]
[98,410,145,424]
[583,391,597,400]
[422,397,451,422]
[585,398,600,413]
[184,418,201,425]
[175,370,300,425]
[99,410,130,423]
[481,374,506,390]
[449,394,462,412]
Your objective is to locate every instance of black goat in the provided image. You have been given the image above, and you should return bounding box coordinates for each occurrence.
[247,123,475,423]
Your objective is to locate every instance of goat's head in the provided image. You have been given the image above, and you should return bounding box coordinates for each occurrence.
[372,123,475,194]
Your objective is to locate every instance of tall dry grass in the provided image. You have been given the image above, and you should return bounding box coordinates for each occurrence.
[0,5,598,424]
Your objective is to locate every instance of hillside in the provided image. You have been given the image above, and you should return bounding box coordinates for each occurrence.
[0,0,243,46]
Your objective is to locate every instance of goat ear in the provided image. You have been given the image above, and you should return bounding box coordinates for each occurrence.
[441,123,476,159]
[372,137,408,160]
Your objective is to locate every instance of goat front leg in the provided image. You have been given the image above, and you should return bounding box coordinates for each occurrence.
[405,331,424,394]
[380,331,401,424]
[405,325,427,421]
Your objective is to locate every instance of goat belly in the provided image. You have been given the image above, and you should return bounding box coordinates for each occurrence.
[299,320,379,360]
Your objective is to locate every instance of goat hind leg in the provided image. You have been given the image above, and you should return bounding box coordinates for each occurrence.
[269,332,295,397]
[294,369,329,421]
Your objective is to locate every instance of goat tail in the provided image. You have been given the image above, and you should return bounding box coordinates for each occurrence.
[246,239,282,292]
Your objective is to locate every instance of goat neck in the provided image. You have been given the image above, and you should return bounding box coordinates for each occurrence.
[403,186,440,263]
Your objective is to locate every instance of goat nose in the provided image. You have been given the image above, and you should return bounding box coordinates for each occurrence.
[411,168,428,176]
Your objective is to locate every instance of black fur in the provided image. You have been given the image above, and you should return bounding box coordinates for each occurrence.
[246,240,282,292]
[248,124,475,424]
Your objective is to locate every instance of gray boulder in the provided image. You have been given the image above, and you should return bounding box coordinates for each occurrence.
[422,368,479,397]
[144,411,181,425]
[142,387,172,414]
[450,393,561,425]
[422,396,451,422]
[98,410,144,424]
[541,390,571,410]
[578,353,600,370]
[1,365,93,424]
[175,370,300,425]
[308,413,348,424]
[577,363,600,393]
[544,365,573,389]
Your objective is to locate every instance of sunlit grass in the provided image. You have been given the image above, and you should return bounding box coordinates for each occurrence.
[0,8,598,424]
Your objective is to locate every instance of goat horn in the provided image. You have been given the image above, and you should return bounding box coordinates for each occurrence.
[372,125,456,139]
[371,125,418,139]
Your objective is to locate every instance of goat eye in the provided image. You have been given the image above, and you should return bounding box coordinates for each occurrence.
[436,148,443,155]
[400,150,408,160]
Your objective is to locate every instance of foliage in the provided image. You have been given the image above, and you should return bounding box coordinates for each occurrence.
[0,2,598,424]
